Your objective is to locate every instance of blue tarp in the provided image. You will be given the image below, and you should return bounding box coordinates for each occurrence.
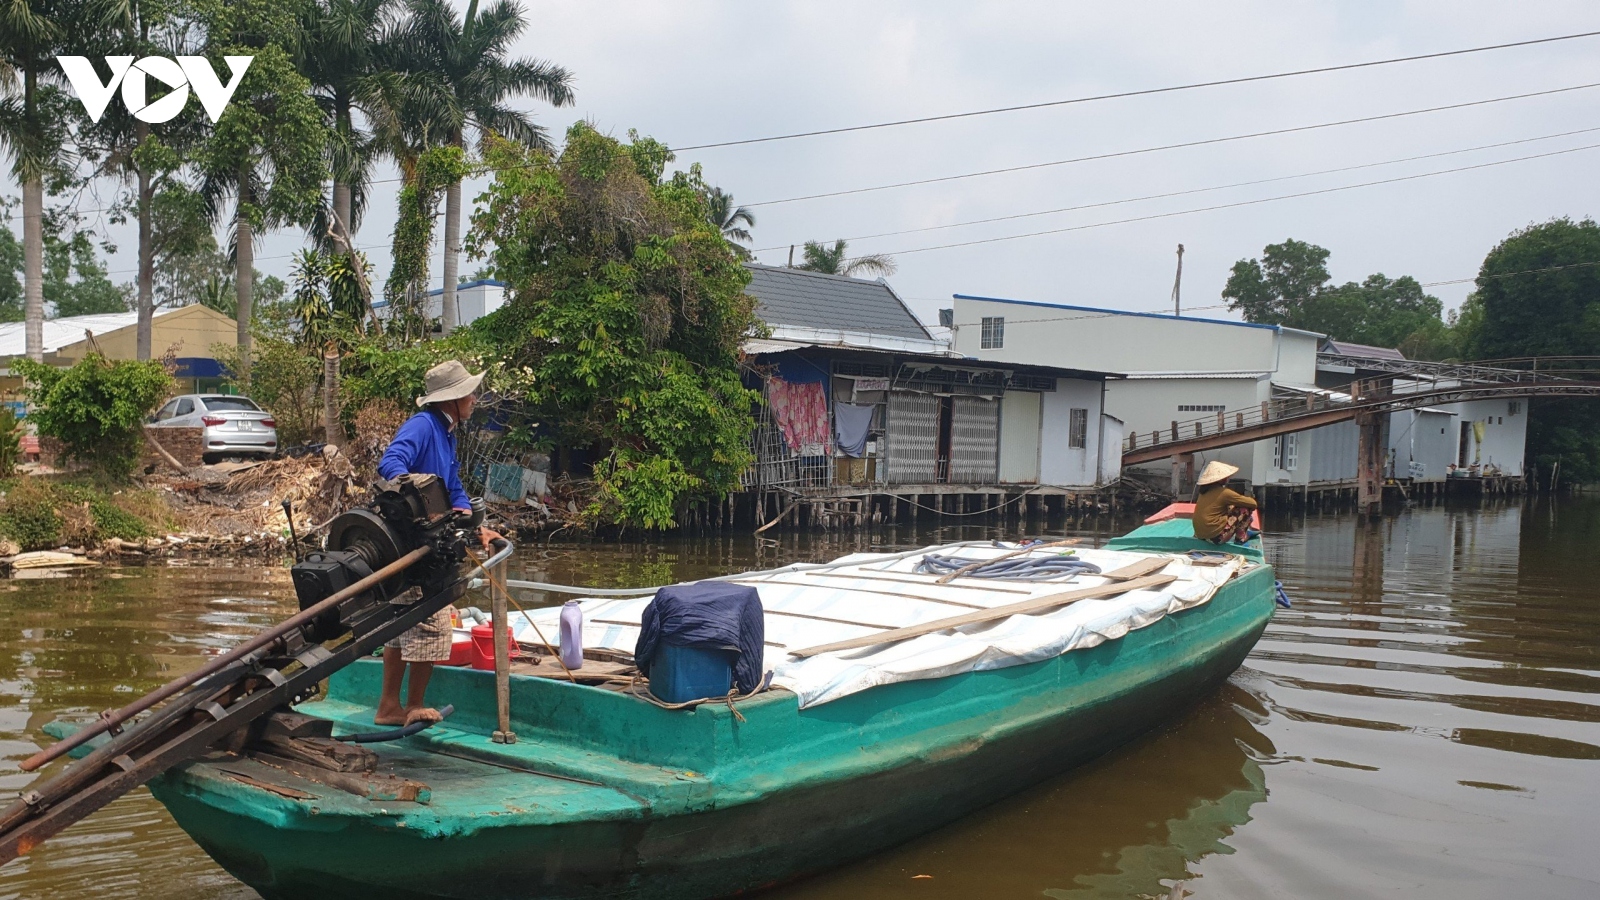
[634,582,766,694]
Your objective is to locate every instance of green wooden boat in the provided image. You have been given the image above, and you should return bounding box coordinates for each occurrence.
[128,525,1276,899]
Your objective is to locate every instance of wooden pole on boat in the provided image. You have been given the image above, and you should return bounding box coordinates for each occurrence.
[786,573,1177,659]
[490,552,516,745]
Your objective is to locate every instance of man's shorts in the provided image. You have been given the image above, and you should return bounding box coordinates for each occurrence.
[386,606,454,663]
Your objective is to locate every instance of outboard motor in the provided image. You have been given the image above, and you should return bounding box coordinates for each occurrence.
[292,474,472,642]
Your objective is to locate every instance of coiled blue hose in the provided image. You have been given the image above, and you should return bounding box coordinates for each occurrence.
[913,553,1102,581]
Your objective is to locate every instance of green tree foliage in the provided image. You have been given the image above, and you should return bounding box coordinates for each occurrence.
[0,407,20,477]
[14,355,173,477]
[1223,238,1446,351]
[797,238,896,277]
[1469,218,1600,483]
[195,0,331,377]
[383,145,467,340]
[43,229,130,316]
[703,185,754,256]
[467,125,761,528]
[0,204,129,320]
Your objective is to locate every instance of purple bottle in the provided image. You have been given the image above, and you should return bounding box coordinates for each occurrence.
[559,601,583,670]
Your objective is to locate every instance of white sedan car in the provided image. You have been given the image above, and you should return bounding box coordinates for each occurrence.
[150,394,278,462]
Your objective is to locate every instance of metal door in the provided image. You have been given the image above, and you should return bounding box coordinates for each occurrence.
[998,391,1041,483]
[949,396,999,483]
[884,392,937,483]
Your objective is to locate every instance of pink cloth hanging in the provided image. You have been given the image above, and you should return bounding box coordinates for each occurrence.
[767,377,832,456]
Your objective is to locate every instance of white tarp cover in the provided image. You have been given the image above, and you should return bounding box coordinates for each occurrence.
[510,543,1247,709]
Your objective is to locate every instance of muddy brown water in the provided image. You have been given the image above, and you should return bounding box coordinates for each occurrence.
[1,498,1597,899]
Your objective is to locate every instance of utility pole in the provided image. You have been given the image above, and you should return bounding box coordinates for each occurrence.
[1171,243,1184,315]
[787,245,795,268]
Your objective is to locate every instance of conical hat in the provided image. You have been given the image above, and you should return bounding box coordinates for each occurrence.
[1196,460,1239,486]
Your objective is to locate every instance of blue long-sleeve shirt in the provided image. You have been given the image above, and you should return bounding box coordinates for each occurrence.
[377,409,472,510]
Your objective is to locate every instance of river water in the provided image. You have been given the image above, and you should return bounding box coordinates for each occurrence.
[0,497,1596,899]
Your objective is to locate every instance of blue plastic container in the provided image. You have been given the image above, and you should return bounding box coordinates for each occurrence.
[648,644,736,704]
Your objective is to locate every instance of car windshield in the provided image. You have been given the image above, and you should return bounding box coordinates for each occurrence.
[201,397,261,412]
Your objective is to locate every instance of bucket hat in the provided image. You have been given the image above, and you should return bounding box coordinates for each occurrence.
[1196,460,1240,486]
[416,360,485,408]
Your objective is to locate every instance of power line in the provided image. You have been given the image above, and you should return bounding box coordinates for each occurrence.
[1419,260,1600,287]
[750,125,1600,252]
[854,141,1600,260]
[677,29,1600,151]
[742,82,1600,208]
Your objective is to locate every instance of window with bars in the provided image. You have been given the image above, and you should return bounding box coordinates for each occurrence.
[1178,404,1227,413]
[980,316,1005,349]
[1273,433,1299,471]
[1068,408,1088,449]
[1508,400,1522,416]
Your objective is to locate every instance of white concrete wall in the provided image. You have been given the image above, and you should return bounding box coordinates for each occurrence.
[1098,415,1123,485]
[952,296,1283,375]
[1039,378,1102,487]
[1108,376,1266,481]
[1275,331,1322,387]
[1440,398,1529,475]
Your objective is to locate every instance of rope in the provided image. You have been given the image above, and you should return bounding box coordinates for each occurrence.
[465,548,579,684]
[623,672,774,722]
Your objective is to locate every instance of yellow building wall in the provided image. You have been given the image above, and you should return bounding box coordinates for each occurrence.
[54,305,237,364]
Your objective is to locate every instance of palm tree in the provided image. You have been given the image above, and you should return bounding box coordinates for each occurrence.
[299,0,394,251]
[392,0,573,334]
[196,42,330,382]
[704,186,755,254]
[797,239,897,279]
[0,0,127,361]
[79,2,211,360]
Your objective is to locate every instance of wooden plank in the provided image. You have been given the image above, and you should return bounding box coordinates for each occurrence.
[785,574,1177,659]
[1098,556,1173,582]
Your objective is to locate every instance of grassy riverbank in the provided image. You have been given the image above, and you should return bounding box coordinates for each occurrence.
[0,477,176,552]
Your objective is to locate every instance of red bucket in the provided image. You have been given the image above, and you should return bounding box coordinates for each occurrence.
[469,624,521,671]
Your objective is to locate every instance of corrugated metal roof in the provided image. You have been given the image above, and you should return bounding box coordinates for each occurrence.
[1121,371,1270,380]
[744,265,931,341]
[1322,338,1406,360]
[0,312,141,358]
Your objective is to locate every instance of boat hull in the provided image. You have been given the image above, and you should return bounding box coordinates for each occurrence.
[152,558,1275,900]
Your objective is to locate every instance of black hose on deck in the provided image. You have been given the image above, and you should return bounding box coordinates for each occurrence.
[334,704,455,743]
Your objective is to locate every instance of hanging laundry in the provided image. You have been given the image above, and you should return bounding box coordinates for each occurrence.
[767,377,832,456]
[833,403,874,458]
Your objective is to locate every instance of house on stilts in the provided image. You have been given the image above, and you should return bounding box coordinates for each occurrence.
[739,265,1123,528]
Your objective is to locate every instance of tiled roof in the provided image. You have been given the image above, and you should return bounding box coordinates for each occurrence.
[744,264,931,341]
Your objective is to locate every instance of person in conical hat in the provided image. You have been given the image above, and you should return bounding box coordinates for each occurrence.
[373,360,502,727]
[1192,460,1259,543]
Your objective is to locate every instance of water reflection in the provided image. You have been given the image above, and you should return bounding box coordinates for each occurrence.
[0,500,1598,899]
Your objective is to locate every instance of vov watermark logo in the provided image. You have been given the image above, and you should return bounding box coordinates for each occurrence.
[56,56,253,124]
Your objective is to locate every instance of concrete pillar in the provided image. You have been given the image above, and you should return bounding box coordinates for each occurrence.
[1171,453,1195,498]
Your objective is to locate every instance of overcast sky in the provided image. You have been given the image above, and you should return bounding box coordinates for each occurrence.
[51,1,1600,335]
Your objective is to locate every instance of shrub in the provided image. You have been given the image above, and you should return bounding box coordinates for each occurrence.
[0,478,166,550]
[14,355,173,477]
[0,407,19,477]
[0,479,62,549]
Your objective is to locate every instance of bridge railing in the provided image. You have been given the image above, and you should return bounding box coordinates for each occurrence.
[1122,374,1431,454]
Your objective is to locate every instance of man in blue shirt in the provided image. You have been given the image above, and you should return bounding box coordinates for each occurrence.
[375,359,499,726]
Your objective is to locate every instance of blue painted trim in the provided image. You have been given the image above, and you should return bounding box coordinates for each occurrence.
[426,279,506,297]
[952,294,1281,332]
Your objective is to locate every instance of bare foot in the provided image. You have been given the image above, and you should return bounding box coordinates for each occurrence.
[374,706,408,727]
[403,707,443,727]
